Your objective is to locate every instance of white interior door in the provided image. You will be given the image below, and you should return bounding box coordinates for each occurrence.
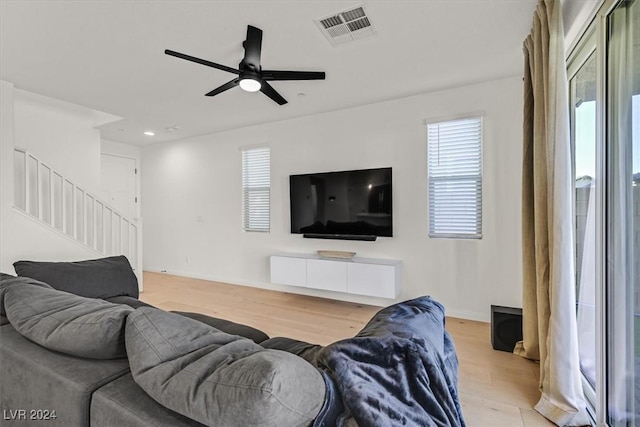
[101,154,137,219]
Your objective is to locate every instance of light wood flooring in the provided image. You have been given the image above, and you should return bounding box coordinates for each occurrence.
[140,271,553,427]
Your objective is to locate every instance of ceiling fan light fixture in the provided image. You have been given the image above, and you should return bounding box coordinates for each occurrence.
[239,78,261,92]
[165,25,324,105]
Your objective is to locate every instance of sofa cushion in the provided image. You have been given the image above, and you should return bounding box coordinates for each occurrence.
[0,324,130,427]
[126,307,326,427]
[261,336,323,366]
[91,374,205,427]
[0,274,52,326]
[172,310,269,344]
[5,284,133,359]
[13,255,139,299]
[106,295,155,309]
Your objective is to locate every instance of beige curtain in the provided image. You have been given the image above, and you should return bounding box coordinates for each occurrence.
[514,0,590,425]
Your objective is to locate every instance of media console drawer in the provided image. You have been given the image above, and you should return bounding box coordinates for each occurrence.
[307,259,348,292]
[270,256,306,287]
[347,262,397,299]
[270,253,401,299]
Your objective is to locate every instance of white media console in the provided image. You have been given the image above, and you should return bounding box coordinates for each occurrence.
[270,253,401,299]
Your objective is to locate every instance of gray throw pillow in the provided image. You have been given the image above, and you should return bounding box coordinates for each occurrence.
[0,275,52,326]
[126,307,326,427]
[13,255,139,299]
[4,284,133,359]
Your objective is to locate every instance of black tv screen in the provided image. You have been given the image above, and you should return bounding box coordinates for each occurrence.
[290,167,392,238]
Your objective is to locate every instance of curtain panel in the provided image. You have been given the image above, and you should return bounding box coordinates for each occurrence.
[607,3,635,421]
[514,0,590,425]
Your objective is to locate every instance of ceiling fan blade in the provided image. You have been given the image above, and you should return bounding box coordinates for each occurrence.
[261,70,326,81]
[165,49,240,75]
[205,78,239,97]
[260,81,287,105]
[242,25,262,70]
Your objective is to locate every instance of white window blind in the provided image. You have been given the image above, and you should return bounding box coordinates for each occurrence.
[241,147,270,232]
[427,116,482,238]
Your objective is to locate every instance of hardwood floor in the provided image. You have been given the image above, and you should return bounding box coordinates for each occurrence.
[140,271,553,427]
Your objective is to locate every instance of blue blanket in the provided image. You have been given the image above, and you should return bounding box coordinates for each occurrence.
[317,297,465,427]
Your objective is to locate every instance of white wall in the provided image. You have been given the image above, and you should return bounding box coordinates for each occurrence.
[13,90,103,195]
[0,82,142,277]
[102,139,142,163]
[0,82,103,273]
[142,76,523,321]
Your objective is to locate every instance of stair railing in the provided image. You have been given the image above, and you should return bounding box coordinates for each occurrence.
[13,147,139,272]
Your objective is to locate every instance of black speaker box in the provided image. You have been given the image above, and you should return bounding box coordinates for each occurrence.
[491,305,523,352]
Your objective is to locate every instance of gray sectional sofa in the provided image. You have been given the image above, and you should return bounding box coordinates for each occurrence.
[0,256,466,427]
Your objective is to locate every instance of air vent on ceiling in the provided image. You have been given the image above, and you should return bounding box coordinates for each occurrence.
[315,5,376,46]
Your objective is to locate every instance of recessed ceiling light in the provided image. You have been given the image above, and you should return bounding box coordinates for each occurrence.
[297,92,306,97]
[143,131,155,136]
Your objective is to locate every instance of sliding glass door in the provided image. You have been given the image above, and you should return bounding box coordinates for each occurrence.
[569,0,639,424]
[606,1,639,425]
[571,48,598,393]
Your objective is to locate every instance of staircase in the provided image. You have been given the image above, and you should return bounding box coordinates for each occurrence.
[13,147,141,281]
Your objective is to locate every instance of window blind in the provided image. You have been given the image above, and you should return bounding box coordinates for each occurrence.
[427,116,482,238]
[241,147,270,232]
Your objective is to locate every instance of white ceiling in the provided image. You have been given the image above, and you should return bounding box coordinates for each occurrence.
[0,0,537,146]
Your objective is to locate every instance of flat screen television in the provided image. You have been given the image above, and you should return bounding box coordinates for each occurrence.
[290,167,392,239]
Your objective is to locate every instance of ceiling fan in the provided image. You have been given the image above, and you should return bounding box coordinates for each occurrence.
[165,25,326,105]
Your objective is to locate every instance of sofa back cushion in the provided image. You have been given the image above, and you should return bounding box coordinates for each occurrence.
[126,307,325,427]
[0,274,52,326]
[171,310,269,344]
[13,255,139,299]
[4,284,133,359]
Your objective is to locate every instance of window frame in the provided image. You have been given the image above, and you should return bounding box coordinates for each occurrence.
[426,114,484,239]
[241,145,271,233]
[567,24,599,422]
